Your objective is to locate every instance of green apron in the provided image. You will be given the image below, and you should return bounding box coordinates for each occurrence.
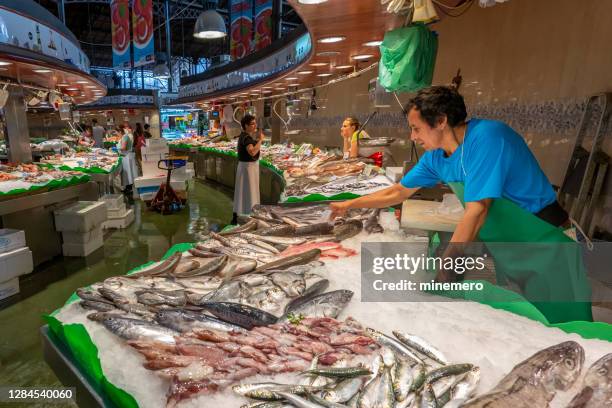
[447,182,593,324]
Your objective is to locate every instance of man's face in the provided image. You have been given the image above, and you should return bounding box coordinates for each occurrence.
[407,108,443,151]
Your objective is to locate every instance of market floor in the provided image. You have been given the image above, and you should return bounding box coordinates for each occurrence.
[0,180,233,408]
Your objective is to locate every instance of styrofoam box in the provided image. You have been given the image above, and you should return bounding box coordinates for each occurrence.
[385,166,405,183]
[0,247,33,281]
[146,138,167,148]
[0,229,26,254]
[0,278,19,300]
[142,145,169,156]
[143,153,166,163]
[103,208,135,229]
[186,162,194,170]
[134,175,165,189]
[62,225,103,245]
[54,201,108,233]
[108,203,128,218]
[138,192,156,201]
[62,233,104,257]
[100,194,124,211]
[141,162,165,178]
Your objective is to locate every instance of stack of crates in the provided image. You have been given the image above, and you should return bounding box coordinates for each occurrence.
[54,202,108,257]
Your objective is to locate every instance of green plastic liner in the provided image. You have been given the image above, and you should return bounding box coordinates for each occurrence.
[38,157,122,175]
[0,174,91,198]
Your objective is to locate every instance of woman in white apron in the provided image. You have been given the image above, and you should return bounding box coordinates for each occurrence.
[118,127,137,194]
[232,114,263,224]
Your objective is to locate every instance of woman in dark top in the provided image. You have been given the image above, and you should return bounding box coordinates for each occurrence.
[133,123,145,174]
[232,114,263,224]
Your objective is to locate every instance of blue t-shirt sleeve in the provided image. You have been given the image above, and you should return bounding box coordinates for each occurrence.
[464,133,507,202]
[400,152,439,189]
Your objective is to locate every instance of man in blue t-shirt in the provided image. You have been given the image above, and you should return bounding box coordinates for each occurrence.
[330,86,568,281]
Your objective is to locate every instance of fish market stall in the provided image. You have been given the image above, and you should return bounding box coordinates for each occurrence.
[43,205,612,408]
[39,148,122,194]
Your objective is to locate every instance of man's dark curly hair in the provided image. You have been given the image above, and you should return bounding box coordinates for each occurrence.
[404,86,467,128]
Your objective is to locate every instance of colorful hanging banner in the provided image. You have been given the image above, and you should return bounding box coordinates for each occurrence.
[230,0,253,60]
[254,0,272,51]
[132,0,155,67]
[111,0,131,69]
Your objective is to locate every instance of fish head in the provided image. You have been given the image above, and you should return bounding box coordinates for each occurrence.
[544,341,585,392]
[584,353,612,391]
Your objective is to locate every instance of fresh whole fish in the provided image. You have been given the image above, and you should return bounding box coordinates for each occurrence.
[464,341,584,408]
[253,224,295,237]
[275,391,325,408]
[79,300,117,312]
[364,209,384,234]
[294,222,334,236]
[270,272,306,297]
[98,287,131,305]
[255,249,321,273]
[173,255,228,278]
[357,366,395,408]
[393,357,414,401]
[283,290,353,321]
[219,259,258,280]
[135,289,187,307]
[201,301,278,329]
[243,232,306,246]
[154,309,245,333]
[308,393,350,408]
[173,260,201,276]
[240,235,281,254]
[126,253,182,279]
[188,248,222,258]
[219,219,258,236]
[322,378,363,403]
[333,220,363,241]
[365,328,424,365]
[440,366,481,408]
[566,353,612,408]
[99,315,178,344]
[392,331,449,365]
[419,383,438,408]
[303,366,372,379]
[76,288,114,304]
[233,383,324,401]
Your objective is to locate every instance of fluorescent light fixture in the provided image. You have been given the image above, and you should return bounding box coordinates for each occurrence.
[309,62,327,67]
[334,65,353,69]
[363,40,383,47]
[66,87,79,91]
[76,80,88,84]
[86,85,97,88]
[318,36,346,44]
[285,77,298,80]
[298,71,313,75]
[0,61,12,66]
[317,73,332,77]
[57,83,69,86]
[352,54,374,60]
[275,87,286,91]
[287,83,300,87]
[33,69,52,73]
[316,51,340,57]
[298,0,328,3]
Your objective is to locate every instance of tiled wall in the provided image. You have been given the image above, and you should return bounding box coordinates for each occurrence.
[282,0,612,235]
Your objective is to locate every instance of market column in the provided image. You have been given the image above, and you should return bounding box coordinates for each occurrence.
[4,87,32,163]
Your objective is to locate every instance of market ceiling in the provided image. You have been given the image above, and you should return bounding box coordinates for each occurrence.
[38,0,304,67]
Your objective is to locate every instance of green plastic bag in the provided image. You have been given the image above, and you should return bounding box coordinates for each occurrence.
[379,24,438,93]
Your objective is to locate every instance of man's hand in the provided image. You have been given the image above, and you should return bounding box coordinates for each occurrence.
[329,201,351,220]
[258,131,265,142]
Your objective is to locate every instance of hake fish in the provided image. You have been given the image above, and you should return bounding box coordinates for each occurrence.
[99,315,178,344]
[154,309,246,333]
[464,341,584,408]
[282,290,353,321]
[567,353,612,408]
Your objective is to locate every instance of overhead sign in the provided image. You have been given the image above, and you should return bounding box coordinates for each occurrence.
[132,0,154,67]
[254,0,272,51]
[111,0,132,69]
[0,6,90,72]
[230,0,253,60]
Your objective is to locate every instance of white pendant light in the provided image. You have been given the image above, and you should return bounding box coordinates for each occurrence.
[194,9,227,39]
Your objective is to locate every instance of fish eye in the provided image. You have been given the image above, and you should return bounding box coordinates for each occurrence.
[597,367,608,376]
[564,359,575,370]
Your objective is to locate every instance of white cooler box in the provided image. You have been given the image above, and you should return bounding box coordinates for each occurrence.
[62,225,103,245]
[0,247,33,281]
[142,153,167,163]
[385,167,405,183]
[54,201,108,233]
[62,234,104,257]
[0,278,19,300]
[103,208,135,230]
[100,194,124,211]
[0,229,26,254]
[143,139,169,155]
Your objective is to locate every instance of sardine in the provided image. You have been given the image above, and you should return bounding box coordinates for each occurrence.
[358,366,394,408]
[303,366,371,379]
[419,383,438,408]
[233,383,324,401]
[393,357,414,401]
[393,331,449,365]
[365,328,424,365]
[322,377,363,403]
[309,393,350,408]
[441,367,480,408]
[200,301,278,329]
[275,391,324,408]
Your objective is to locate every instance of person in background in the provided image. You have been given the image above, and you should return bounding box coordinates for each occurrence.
[91,119,105,147]
[341,117,369,159]
[118,125,136,195]
[133,123,145,174]
[79,126,95,147]
[143,124,153,139]
[231,114,263,225]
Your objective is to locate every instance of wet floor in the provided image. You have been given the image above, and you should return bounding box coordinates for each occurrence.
[0,180,233,407]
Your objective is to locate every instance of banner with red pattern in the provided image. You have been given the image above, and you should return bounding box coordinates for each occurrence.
[111,0,131,69]
[230,0,253,60]
[132,0,155,67]
[254,0,272,51]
